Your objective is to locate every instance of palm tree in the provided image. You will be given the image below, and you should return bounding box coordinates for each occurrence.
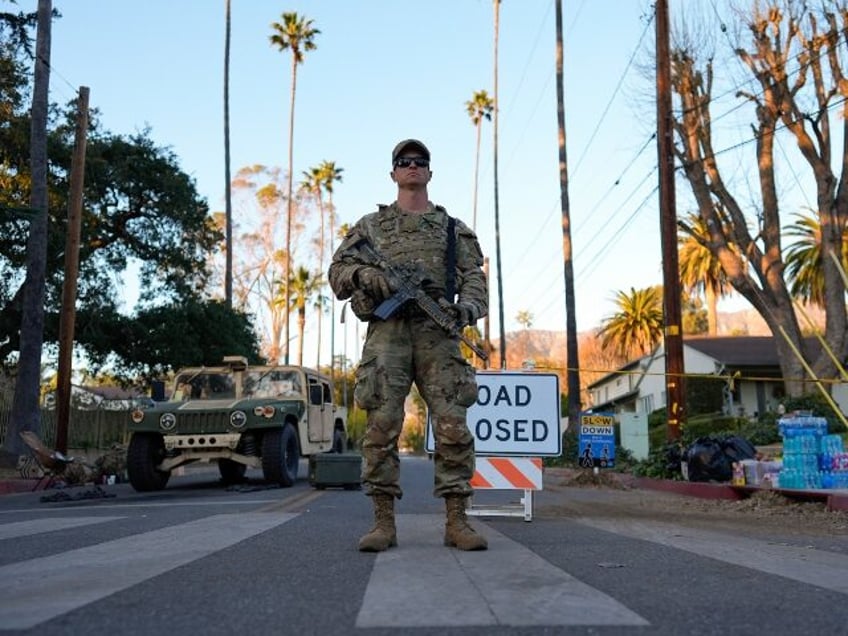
[784,211,848,308]
[300,165,325,368]
[677,211,733,335]
[284,265,325,366]
[298,161,344,371]
[492,0,506,369]
[598,286,664,359]
[223,0,233,308]
[318,161,343,248]
[555,0,581,428]
[319,161,343,377]
[270,12,320,365]
[464,90,493,233]
[515,310,533,330]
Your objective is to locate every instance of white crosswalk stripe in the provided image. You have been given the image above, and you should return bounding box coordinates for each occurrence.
[0,513,297,629]
[357,514,649,628]
[0,516,124,540]
[576,517,848,595]
[3,510,846,631]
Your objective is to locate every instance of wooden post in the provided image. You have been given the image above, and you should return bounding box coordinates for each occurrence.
[55,86,89,454]
[655,1,686,440]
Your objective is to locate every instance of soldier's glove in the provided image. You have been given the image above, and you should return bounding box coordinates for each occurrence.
[356,267,392,301]
[446,302,478,328]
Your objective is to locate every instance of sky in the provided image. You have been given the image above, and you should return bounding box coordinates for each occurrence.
[16,0,775,366]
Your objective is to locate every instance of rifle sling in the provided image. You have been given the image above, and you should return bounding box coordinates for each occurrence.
[445,215,457,302]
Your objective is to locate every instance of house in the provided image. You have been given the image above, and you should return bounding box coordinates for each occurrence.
[587,336,848,418]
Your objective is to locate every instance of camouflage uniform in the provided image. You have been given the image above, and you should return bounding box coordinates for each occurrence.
[328,201,487,499]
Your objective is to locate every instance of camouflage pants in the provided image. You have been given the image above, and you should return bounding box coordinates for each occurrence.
[354,314,478,499]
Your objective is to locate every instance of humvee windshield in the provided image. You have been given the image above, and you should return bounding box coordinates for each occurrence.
[243,370,303,399]
[172,371,236,401]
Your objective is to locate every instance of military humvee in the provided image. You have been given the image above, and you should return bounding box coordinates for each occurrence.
[127,356,348,492]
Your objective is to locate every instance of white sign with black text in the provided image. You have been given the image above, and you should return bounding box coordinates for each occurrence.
[425,371,562,457]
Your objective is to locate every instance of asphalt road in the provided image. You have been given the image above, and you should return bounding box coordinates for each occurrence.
[0,455,847,635]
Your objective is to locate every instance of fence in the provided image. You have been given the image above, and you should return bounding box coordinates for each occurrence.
[0,390,129,452]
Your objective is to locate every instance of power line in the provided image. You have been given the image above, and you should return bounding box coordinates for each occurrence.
[570,12,654,179]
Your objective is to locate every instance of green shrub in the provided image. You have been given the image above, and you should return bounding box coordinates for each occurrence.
[631,442,685,480]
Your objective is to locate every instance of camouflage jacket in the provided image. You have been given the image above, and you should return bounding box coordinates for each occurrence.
[328,202,487,319]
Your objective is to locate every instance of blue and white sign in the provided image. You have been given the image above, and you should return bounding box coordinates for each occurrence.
[578,412,616,468]
[426,371,561,457]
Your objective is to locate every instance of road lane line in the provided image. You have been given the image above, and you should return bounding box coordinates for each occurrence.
[257,488,324,513]
[0,516,124,540]
[577,517,848,595]
[0,513,296,630]
[356,514,649,628]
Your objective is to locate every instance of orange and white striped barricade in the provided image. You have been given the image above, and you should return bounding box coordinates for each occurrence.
[468,456,543,521]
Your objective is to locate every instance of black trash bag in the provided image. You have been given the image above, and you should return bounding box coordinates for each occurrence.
[664,442,686,478]
[685,436,732,482]
[721,435,757,464]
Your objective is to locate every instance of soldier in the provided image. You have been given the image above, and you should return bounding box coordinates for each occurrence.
[328,139,488,552]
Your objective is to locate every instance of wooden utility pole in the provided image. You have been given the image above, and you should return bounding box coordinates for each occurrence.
[55,86,89,454]
[655,0,685,440]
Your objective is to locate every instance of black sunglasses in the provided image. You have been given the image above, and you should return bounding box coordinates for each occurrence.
[394,157,430,169]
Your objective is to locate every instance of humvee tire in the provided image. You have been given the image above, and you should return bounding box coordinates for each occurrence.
[127,433,171,492]
[262,424,299,486]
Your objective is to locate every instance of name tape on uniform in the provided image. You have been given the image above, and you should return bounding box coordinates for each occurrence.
[426,371,562,456]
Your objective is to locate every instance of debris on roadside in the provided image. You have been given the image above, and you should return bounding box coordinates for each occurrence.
[39,485,117,503]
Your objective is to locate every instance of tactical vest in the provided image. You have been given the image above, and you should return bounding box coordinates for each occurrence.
[365,203,454,300]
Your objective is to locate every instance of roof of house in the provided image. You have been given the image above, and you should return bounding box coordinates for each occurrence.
[587,335,840,391]
[588,336,790,391]
[683,336,782,366]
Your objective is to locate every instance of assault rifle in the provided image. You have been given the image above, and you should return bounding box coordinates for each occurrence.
[354,238,489,361]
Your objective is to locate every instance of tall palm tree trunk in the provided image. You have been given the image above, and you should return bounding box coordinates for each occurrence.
[224,0,233,309]
[492,0,506,368]
[706,286,718,336]
[316,193,325,369]
[472,120,482,233]
[555,0,581,424]
[284,56,297,365]
[297,307,306,366]
[329,194,336,382]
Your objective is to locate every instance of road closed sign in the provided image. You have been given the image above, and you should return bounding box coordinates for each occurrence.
[426,371,561,457]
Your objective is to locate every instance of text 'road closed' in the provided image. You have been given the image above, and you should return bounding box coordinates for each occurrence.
[426,372,562,456]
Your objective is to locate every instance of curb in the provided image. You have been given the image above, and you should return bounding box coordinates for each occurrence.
[0,479,46,495]
[633,476,848,512]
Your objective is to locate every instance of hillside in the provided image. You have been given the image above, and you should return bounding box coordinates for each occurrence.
[489,306,825,368]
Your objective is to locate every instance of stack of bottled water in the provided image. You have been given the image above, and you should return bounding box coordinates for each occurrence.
[778,415,828,489]
[819,433,848,489]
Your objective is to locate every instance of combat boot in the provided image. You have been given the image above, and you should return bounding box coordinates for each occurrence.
[444,496,488,551]
[358,494,397,552]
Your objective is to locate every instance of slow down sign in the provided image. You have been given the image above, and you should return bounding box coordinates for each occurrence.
[426,371,562,457]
